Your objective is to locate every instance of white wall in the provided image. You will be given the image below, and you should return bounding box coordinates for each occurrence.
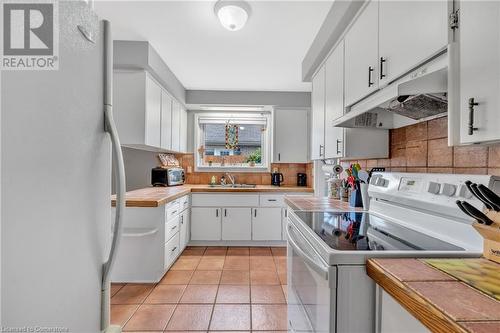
[114,40,186,104]
[187,90,311,109]
[115,147,161,191]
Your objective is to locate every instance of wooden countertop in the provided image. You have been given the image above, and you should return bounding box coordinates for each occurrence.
[111,185,313,207]
[367,258,500,333]
[284,195,364,211]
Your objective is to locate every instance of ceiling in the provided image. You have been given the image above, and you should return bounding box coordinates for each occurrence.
[94,1,332,92]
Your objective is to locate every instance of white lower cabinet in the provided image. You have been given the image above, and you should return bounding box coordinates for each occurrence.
[191,207,222,241]
[190,193,310,243]
[111,195,190,283]
[222,208,252,240]
[252,207,282,241]
[281,208,288,240]
[179,209,190,249]
[377,286,429,333]
[164,232,180,270]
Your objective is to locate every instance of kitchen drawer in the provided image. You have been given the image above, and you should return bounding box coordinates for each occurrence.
[259,194,285,207]
[166,199,181,220]
[165,215,180,242]
[164,232,180,269]
[191,194,259,207]
[179,195,190,211]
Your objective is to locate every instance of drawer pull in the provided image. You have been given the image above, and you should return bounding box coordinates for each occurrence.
[171,246,177,252]
[171,210,177,215]
[171,225,177,230]
[268,199,277,202]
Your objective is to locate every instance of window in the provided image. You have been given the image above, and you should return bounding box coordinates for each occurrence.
[194,112,272,171]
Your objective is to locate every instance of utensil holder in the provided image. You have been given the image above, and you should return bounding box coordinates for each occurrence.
[360,183,369,210]
[349,186,363,208]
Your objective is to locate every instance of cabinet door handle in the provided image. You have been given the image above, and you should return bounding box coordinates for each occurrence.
[380,57,386,80]
[319,145,324,157]
[468,97,479,135]
[278,153,281,161]
[180,216,183,224]
[254,209,257,218]
[368,66,374,87]
[336,139,342,155]
[216,209,219,217]
[171,225,177,230]
[171,246,177,252]
[224,209,227,217]
[285,209,288,218]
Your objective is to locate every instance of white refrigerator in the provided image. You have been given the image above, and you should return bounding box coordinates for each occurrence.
[1,1,125,332]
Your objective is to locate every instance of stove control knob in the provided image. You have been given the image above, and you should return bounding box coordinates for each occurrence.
[375,177,387,187]
[370,176,380,185]
[427,181,441,194]
[458,184,473,199]
[441,183,457,196]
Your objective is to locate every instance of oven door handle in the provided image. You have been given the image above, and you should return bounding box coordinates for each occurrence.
[287,224,329,280]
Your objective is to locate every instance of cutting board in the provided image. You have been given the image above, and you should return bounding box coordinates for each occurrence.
[424,258,500,301]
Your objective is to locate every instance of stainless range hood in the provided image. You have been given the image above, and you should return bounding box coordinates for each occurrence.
[333,53,448,129]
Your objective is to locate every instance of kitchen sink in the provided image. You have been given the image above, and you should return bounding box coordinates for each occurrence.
[208,184,257,188]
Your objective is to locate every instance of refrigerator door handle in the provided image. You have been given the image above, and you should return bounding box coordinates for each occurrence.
[100,20,126,332]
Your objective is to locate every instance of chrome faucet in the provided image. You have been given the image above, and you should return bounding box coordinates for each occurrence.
[226,172,236,185]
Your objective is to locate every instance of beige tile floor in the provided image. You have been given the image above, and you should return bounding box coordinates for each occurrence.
[110,246,288,332]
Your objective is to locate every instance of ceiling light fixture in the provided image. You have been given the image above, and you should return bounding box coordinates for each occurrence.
[214,0,251,31]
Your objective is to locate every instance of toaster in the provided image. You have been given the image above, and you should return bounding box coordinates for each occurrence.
[151,167,185,187]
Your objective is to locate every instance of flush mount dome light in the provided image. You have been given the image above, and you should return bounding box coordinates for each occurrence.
[215,0,251,31]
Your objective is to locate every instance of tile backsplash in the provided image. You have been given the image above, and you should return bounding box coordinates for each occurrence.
[177,153,313,187]
[343,116,500,176]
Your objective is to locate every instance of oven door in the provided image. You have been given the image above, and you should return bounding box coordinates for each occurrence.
[287,221,335,333]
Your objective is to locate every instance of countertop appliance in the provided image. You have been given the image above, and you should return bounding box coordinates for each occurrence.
[286,172,500,333]
[152,167,185,186]
[2,4,124,332]
[271,172,284,186]
[297,173,307,187]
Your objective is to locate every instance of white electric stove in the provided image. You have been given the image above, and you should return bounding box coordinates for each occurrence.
[286,172,500,333]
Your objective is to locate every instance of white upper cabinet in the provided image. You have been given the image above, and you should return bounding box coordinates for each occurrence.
[274,109,309,163]
[144,75,162,147]
[311,65,326,159]
[160,90,172,150]
[114,71,162,150]
[458,1,500,144]
[179,106,188,152]
[114,70,187,152]
[171,100,181,151]
[378,0,448,85]
[311,40,388,161]
[324,41,345,159]
[344,0,379,107]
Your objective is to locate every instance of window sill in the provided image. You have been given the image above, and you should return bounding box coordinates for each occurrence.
[195,165,270,173]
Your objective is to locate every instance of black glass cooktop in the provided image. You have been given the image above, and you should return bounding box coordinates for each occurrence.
[293,210,464,252]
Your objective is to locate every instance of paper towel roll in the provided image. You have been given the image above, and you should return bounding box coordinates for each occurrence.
[322,164,343,175]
